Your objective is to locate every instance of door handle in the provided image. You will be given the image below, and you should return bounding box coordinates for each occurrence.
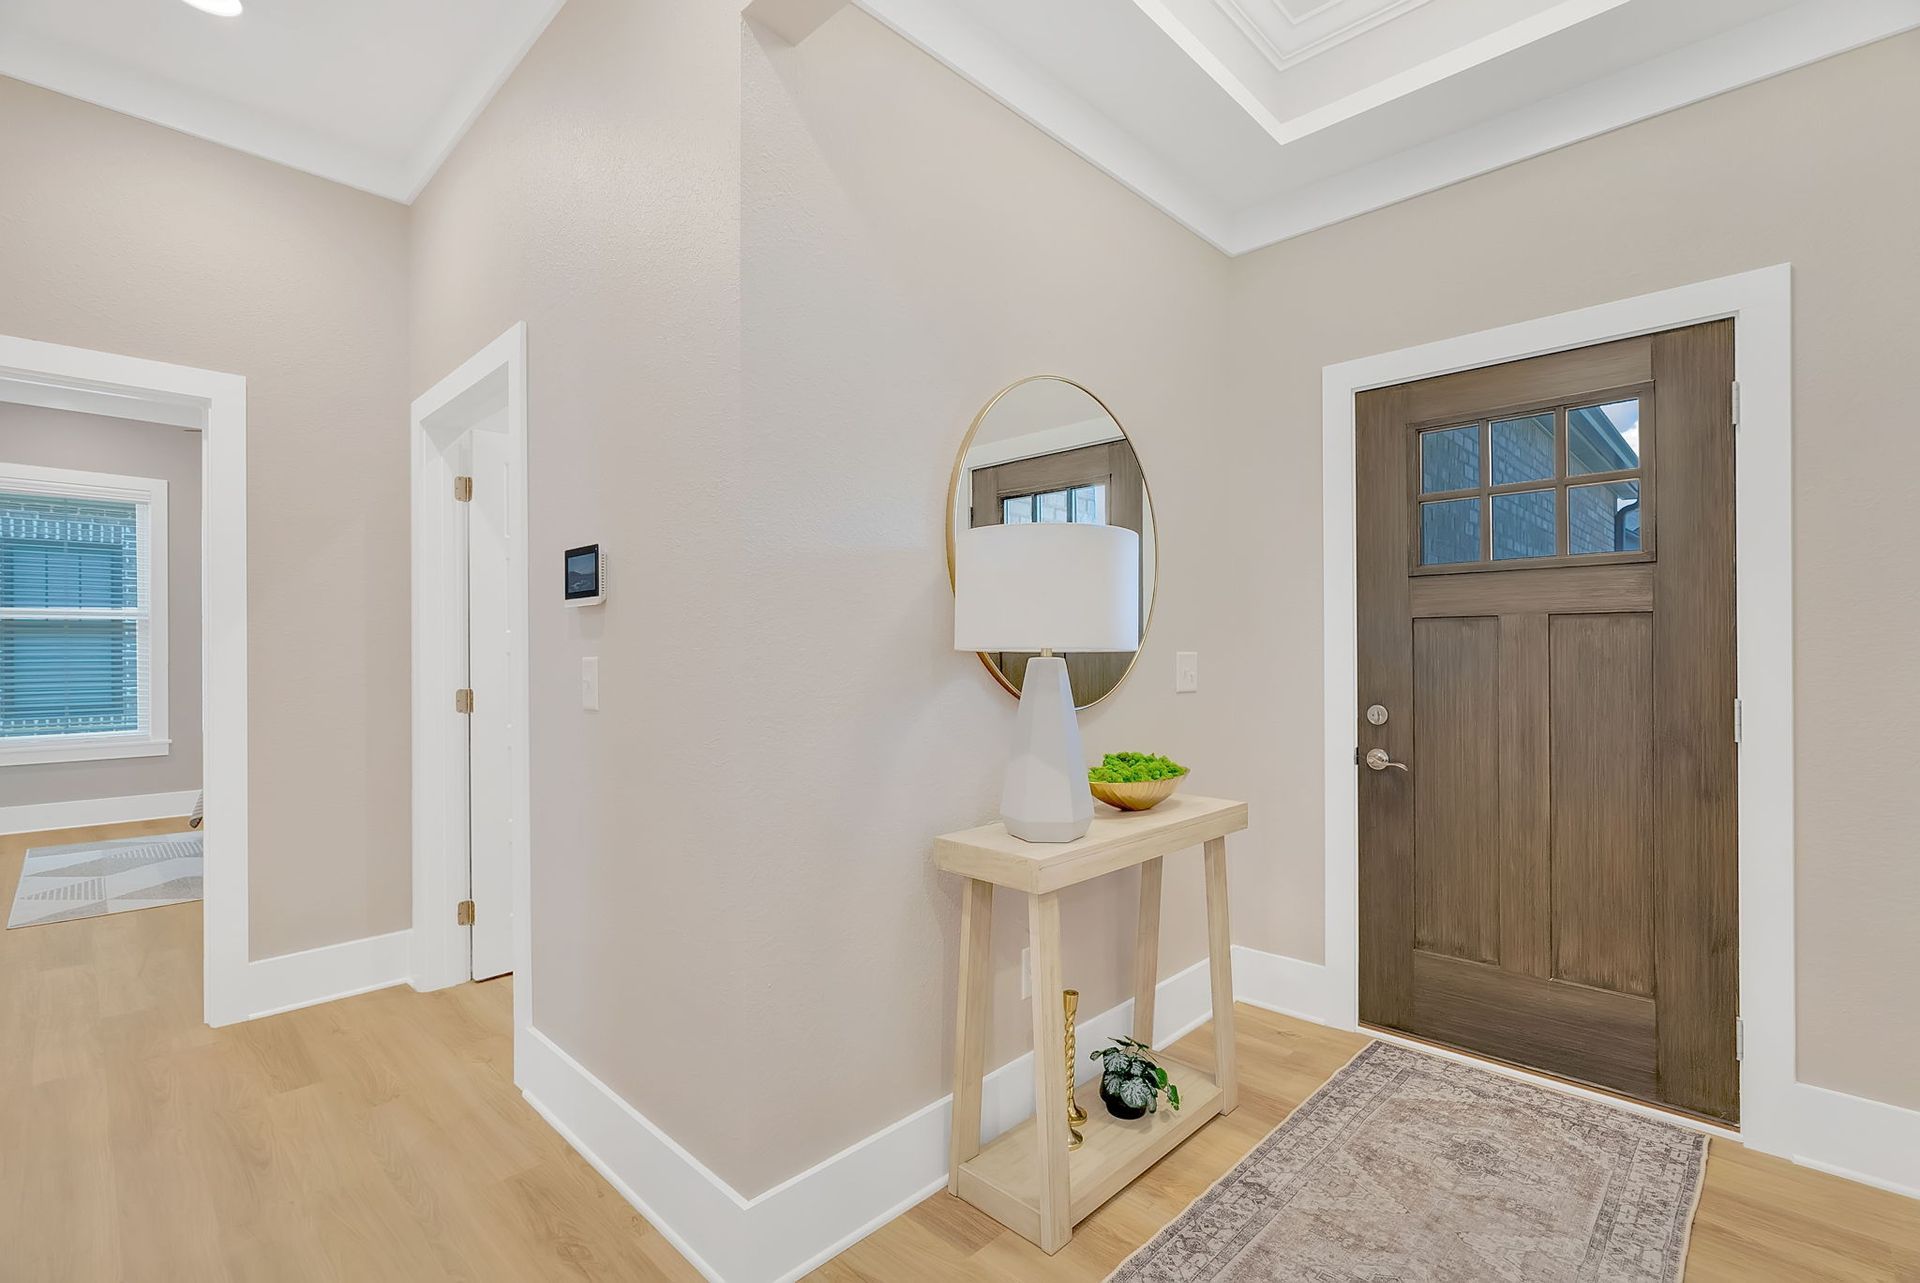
[1364,748,1409,773]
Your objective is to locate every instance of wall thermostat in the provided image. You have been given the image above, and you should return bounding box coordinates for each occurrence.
[564,544,605,607]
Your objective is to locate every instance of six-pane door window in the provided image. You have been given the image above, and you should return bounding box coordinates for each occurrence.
[0,468,165,759]
[1416,396,1646,568]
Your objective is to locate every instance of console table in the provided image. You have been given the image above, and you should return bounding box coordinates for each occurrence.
[935,794,1248,1253]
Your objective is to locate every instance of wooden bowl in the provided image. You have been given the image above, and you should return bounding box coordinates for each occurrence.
[1088,775,1184,812]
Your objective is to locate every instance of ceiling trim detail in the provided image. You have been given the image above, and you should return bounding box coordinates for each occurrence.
[860,0,1920,257]
[0,0,566,205]
[1215,0,1433,72]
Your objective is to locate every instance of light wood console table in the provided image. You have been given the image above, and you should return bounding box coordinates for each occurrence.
[935,794,1248,1253]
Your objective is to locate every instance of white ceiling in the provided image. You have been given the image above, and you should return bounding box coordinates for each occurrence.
[0,0,566,202]
[857,0,1920,253]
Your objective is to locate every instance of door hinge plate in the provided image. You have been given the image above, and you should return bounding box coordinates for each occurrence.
[457,899,475,926]
[1731,381,1741,428]
[454,475,474,502]
[454,687,474,714]
[1733,697,1743,744]
[1735,1017,1745,1061]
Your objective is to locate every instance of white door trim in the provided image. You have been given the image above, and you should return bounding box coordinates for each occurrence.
[0,332,250,1027]
[408,324,532,1027]
[1319,264,1796,1157]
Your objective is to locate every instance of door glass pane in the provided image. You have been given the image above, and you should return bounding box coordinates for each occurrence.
[1569,480,1642,554]
[1491,413,1555,485]
[1492,489,1556,560]
[1001,496,1034,524]
[1567,399,1640,475]
[1420,425,1480,494]
[1035,489,1071,523]
[1420,498,1481,565]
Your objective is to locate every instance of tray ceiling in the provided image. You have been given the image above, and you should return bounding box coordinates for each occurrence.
[857,0,1920,253]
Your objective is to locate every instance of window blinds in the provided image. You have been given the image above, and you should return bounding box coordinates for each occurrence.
[0,490,153,741]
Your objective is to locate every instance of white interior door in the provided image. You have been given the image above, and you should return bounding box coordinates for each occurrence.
[466,423,514,980]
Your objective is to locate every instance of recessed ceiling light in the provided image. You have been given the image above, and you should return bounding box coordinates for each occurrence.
[180,0,243,15]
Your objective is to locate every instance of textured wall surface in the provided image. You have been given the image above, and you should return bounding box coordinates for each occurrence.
[0,77,413,958]
[0,403,203,805]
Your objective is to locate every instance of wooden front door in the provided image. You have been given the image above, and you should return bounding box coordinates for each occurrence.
[1356,321,1738,1123]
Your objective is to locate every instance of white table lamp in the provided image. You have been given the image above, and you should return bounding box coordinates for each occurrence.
[954,523,1142,842]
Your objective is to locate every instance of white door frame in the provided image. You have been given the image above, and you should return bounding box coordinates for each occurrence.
[409,324,532,1028]
[1319,265,1796,1156]
[0,332,251,1027]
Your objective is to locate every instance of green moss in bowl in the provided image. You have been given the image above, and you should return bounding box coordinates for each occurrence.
[1088,752,1189,783]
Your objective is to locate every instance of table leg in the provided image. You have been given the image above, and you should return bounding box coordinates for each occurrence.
[1028,890,1072,1252]
[950,878,993,1195]
[1203,836,1238,1114]
[1132,857,1163,1045]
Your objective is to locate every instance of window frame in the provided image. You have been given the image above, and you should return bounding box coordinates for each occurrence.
[0,462,170,766]
[1405,380,1656,575]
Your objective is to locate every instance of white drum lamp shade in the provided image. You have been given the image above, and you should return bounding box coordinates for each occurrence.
[953,524,1141,654]
[954,524,1142,843]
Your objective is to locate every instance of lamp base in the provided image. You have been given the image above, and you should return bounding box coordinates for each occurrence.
[1001,656,1093,843]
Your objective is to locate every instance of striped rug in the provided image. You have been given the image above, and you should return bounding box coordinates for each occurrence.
[7,831,203,929]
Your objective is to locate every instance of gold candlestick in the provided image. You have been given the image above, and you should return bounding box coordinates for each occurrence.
[1064,989,1087,1149]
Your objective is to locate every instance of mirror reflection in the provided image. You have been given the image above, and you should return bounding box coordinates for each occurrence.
[948,377,1156,708]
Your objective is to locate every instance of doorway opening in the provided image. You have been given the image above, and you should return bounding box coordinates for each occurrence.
[410,326,530,1025]
[0,332,250,1026]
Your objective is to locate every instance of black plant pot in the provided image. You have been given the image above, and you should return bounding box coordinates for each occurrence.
[1101,1083,1147,1120]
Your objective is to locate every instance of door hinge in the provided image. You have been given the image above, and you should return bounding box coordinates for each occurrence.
[454,687,475,714]
[1735,1017,1746,1062]
[1733,697,1743,744]
[454,475,474,502]
[1730,380,1741,429]
[1353,746,1362,766]
[456,899,475,926]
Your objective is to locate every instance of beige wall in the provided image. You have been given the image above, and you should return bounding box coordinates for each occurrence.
[0,404,203,805]
[410,0,1233,1195]
[1226,31,1920,1111]
[412,1,1920,1197]
[0,77,414,958]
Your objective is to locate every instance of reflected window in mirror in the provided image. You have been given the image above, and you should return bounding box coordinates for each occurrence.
[949,377,1155,709]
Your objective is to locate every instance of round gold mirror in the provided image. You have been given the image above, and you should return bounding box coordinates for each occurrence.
[946,376,1156,709]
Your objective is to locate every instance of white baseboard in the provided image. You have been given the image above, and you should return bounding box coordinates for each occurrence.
[244,929,411,1021]
[1230,943,1341,1024]
[1790,1081,1920,1200]
[0,788,200,836]
[517,956,1218,1283]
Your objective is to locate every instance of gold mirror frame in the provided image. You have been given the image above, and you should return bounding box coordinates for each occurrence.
[945,375,1159,711]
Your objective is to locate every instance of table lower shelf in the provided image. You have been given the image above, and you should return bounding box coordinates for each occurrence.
[955,1055,1224,1249]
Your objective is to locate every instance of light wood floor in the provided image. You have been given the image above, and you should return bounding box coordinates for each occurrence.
[6,821,1917,1281]
[0,818,703,1283]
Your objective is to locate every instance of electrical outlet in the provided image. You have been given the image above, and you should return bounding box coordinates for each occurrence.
[1021,947,1031,998]
[1175,651,1199,693]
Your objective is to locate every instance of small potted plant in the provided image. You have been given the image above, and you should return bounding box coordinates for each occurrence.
[1089,1036,1182,1120]
[1088,752,1189,812]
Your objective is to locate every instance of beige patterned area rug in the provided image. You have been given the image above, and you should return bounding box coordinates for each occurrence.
[1111,1041,1706,1283]
[7,831,203,928]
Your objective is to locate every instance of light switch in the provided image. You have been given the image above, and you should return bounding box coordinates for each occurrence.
[1175,651,1199,693]
[581,656,600,711]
